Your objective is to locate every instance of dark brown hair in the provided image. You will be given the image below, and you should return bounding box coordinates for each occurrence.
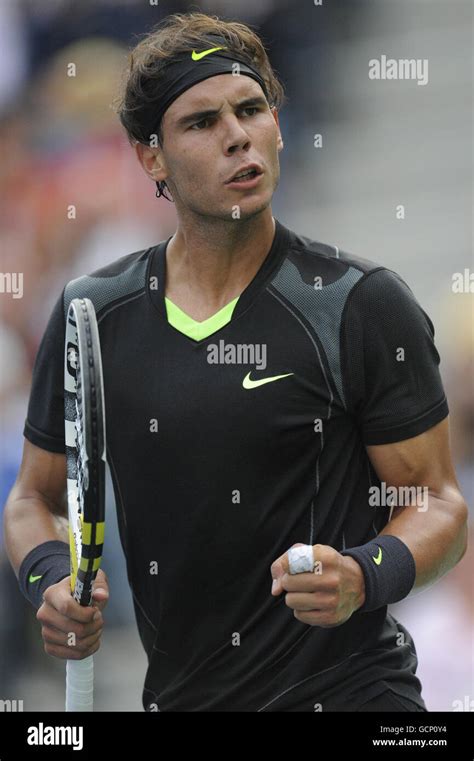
[115,12,286,147]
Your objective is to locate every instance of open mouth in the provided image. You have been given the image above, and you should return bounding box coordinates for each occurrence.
[232,168,258,182]
[226,166,263,185]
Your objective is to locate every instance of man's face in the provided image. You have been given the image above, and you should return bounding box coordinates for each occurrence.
[152,74,283,219]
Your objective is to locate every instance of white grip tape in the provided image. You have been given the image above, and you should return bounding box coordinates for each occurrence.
[66,656,94,712]
[288,544,315,574]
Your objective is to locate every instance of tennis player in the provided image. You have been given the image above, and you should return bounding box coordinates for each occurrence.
[4,13,468,711]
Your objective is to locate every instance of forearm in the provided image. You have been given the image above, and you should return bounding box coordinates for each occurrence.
[380,485,468,593]
[3,489,69,577]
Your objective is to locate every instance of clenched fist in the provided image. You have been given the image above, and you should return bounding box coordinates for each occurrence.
[36,569,109,660]
[270,543,365,628]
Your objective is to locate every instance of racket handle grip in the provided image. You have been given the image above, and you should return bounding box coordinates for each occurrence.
[65,656,94,711]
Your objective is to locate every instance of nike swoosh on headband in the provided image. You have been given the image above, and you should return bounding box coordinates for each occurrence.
[243,372,294,389]
[191,47,226,61]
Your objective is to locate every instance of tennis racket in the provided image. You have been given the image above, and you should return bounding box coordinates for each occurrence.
[64,298,106,711]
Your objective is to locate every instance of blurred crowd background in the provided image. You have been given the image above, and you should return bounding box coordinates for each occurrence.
[0,0,472,711]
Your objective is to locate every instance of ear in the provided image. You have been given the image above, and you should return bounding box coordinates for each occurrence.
[270,107,284,152]
[134,141,168,184]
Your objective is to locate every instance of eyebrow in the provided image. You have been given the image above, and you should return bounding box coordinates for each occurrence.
[175,95,269,128]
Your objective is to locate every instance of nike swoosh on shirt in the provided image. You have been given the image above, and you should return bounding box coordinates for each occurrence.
[372,547,383,565]
[191,47,225,61]
[242,372,294,389]
[29,574,43,583]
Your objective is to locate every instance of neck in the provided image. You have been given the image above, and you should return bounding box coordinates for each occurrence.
[165,208,276,319]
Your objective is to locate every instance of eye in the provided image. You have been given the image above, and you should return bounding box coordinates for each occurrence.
[190,118,210,131]
[242,106,259,117]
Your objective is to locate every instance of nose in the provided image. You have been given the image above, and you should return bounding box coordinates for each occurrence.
[222,114,251,156]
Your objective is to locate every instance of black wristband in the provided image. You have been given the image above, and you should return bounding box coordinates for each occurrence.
[18,540,71,610]
[341,535,416,612]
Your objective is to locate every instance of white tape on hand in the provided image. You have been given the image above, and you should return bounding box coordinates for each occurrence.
[288,544,315,574]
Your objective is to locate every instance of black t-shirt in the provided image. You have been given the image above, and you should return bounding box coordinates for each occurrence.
[24,218,448,711]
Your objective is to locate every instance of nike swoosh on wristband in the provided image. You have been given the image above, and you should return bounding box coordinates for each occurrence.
[242,372,294,389]
[29,574,43,583]
[191,47,226,61]
[372,547,383,565]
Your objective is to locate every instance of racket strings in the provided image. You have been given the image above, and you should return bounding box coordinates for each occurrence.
[82,308,101,506]
[66,299,105,608]
[75,361,88,519]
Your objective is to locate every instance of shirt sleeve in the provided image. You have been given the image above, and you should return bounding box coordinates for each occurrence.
[23,288,66,453]
[341,268,449,445]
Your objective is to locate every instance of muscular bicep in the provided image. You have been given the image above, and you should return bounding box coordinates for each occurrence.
[366,417,461,517]
[366,417,468,585]
[11,439,67,517]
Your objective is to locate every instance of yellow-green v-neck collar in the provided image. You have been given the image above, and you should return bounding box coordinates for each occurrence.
[165,296,239,341]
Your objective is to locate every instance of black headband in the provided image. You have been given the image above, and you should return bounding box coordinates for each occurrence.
[148,46,269,140]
